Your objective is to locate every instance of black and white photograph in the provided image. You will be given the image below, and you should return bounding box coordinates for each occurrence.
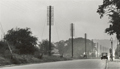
[0,0,120,69]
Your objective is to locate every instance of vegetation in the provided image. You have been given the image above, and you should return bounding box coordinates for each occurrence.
[0,54,71,66]
[56,38,96,58]
[0,41,9,54]
[55,40,65,55]
[97,0,120,42]
[39,40,55,55]
[0,27,72,66]
[4,28,38,54]
[0,27,97,66]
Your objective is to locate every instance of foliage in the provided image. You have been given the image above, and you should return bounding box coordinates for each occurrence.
[55,40,65,55]
[9,54,40,64]
[0,56,11,66]
[42,55,72,62]
[39,40,55,55]
[56,37,96,58]
[0,54,72,66]
[4,28,38,54]
[0,41,8,54]
[97,0,120,42]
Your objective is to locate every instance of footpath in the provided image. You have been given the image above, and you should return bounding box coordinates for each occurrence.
[107,59,120,69]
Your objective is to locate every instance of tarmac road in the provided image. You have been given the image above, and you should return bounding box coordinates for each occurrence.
[0,59,106,69]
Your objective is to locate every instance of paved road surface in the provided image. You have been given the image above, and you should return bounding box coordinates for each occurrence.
[107,59,120,69]
[0,59,106,69]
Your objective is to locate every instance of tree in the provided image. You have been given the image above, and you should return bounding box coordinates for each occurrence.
[4,28,38,54]
[97,0,120,42]
[55,40,65,55]
[39,40,55,55]
[0,41,8,54]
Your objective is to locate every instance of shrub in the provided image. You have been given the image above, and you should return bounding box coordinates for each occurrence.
[9,54,40,64]
[0,56,11,66]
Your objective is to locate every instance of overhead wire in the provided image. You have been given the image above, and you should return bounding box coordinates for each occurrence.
[1,1,61,42]
[0,1,14,55]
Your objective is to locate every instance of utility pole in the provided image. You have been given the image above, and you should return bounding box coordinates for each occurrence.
[96,43,98,57]
[47,6,54,56]
[110,37,113,61]
[70,23,74,58]
[49,6,52,56]
[84,33,87,58]
[92,39,94,58]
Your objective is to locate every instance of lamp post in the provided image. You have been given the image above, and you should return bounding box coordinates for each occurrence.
[110,37,113,61]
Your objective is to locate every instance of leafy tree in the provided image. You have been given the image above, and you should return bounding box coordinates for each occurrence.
[4,28,38,54]
[97,0,120,42]
[39,40,55,55]
[55,40,65,55]
[0,41,8,54]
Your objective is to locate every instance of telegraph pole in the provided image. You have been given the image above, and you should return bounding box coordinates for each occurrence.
[84,33,87,58]
[97,43,98,57]
[49,6,52,56]
[47,6,54,56]
[70,23,74,58]
[92,39,94,58]
[110,37,113,61]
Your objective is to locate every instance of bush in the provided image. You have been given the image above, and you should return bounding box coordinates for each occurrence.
[0,54,72,66]
[9,54,41,64]
[42,55,71,62]
[4,28,38,54]
[34,51,43,59]
[0,56,11,66]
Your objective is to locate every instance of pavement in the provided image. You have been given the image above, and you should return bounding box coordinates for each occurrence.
[0,59,106,69]
[107,59,120,69]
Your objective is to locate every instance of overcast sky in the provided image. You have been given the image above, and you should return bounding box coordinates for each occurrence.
[0,0,116,42]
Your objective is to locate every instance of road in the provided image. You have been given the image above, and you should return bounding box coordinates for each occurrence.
[0,59,106,69]
[107,59,120,69]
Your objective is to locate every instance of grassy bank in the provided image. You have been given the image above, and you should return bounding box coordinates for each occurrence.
[0,54,72,66]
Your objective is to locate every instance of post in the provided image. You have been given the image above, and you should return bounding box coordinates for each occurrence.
[111,41,113,60]
[71,23,74,58]
[84,33,87,58]
[47,5,54,56]
[110,37,113,61]
[49,6,51,56]
[92,39,94,58]
[97,43,98,57]
[72,33,73,58]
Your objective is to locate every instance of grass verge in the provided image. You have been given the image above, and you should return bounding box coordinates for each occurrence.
[0,54,72,66]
